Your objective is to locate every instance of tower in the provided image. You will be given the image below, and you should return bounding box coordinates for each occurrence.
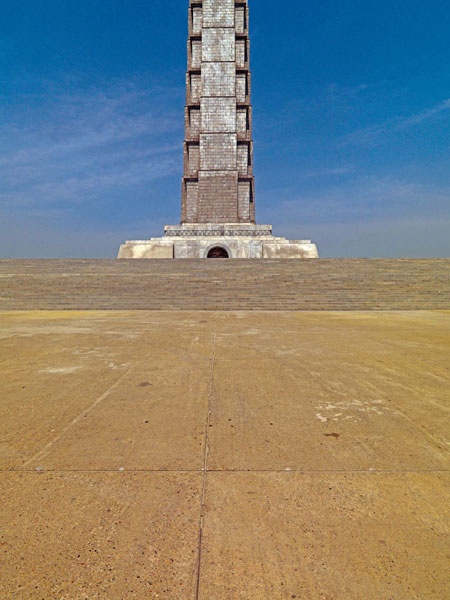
[182,0,255,224]
[118,0,318,259]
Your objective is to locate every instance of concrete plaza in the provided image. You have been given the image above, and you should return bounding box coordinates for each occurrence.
[0,310,449,598]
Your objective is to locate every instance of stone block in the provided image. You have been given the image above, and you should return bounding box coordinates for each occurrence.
[188,107,201,137]
[198,171,239,222]
[262,242,319,259]
[237,144,249,174]
[189,73,201,103]
[186,143,200,175]
[201,97,236,133]
[185,180,199,221]
[191,6,202,34]
[118,242,174,259]
[202,28,235,62]
[236,72,248,103]
[202,62,236,97]
[203,0,235,28]
[235,5,246,33]
[200,134,237,170]
[190,39,202,69]
[238,181,251,221]
[237,107,249,135]
[236,39,247,68]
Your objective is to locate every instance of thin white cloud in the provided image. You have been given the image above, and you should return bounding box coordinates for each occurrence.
[297,166,356,180]
[0,80,184,212]
[259,176,450,224]
[342,98,450,147]
[293,216,450,258]
[260,175,450,257]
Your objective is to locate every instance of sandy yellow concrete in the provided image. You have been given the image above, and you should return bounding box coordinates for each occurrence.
[0,311,449,599]
[0,312,214,470]
[1,472,202,598]
[200,472,450,600]
[209,312,450,471]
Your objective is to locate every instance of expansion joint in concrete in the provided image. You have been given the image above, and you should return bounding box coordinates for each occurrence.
[195,323,217,599]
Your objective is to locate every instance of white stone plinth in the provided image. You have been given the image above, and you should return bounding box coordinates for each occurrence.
[117,224,319,259]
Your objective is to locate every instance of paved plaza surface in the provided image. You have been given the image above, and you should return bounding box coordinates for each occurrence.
[0,310,449,599]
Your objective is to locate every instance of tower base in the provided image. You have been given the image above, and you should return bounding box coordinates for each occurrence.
[118,224,318,259]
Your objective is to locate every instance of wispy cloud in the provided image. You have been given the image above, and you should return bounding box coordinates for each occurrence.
[297,166,356,180]
[257,175,450,257]
[0,80,184,213]
[259,175,450,225]
[342,98,450,147]
[292,215,450,258]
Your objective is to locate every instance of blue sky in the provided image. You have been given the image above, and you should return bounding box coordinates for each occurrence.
[1,0,449,257]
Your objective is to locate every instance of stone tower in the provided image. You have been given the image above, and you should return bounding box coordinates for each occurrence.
[182,0,255,225]
[118,0,318,259]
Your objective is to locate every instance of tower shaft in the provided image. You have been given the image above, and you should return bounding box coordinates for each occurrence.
[182,0,255,224]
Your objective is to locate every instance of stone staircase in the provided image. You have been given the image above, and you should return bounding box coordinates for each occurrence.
[0,259,449,311]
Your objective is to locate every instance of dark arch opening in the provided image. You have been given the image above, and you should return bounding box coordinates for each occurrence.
[207,247,229,259]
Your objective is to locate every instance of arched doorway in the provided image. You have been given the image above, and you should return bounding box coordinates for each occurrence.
[207,246,229,258]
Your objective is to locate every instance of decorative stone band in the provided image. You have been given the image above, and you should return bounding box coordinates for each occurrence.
[165,229,273,237]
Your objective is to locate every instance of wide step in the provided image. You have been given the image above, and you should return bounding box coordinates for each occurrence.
[0,259,449,310]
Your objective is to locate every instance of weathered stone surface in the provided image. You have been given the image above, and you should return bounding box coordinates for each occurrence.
[263,241,319,259]
[120,224,317,259]
[1,258,449,309]
[1,472,202,599]
[200,134,237,170]
[200,97,237,133]
[203,0,235,28]
[182,0,254,225]
[201,472,450,600]
[117,241,173,259]
[202,62,236,97]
